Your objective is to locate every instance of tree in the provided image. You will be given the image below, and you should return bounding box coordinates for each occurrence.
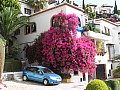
[84,4,92,14]
[26,0,49,12]
[82,0,85,10]
[113,63,120,74]
[0,7,29,46]
[113,55,120,74]
[117,10,120,15]
[113,0,118,14]
[0,0,20,11]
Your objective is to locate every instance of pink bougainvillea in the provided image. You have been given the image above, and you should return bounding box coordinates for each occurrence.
[26,12,97,75]
[41,12,97,75]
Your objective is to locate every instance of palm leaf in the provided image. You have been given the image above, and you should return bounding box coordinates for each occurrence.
[0,7,29,44]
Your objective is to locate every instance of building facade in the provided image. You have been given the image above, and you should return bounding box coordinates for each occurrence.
[15,1,120,85]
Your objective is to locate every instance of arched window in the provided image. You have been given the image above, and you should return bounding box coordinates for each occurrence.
[31,22,36,32]
[78,17,81,27]
[24,22,36,35]
[51,16,55,27]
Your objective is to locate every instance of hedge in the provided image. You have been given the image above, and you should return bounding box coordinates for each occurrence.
[105,79,120,90]
[4,58,22,72]
[86,79,109,90]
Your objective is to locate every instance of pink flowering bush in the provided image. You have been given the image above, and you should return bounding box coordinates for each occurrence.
[42,12,97,74]
[26,12,97,75]
[0,80,7,90]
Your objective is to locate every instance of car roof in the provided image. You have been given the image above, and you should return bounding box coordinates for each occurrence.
[28,66,47,69]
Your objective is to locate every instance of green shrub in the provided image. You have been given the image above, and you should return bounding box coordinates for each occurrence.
[86,79,109,90]
[4,58,22,72]
[105,79,120,90]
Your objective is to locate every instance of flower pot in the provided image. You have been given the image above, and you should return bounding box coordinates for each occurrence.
[62,78,71,83]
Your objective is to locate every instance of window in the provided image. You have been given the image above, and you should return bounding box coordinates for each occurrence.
[108,70,111,76]
[25,25,30,34]
[51,16,55,27]
[108,45,115,59]
[74,71,78,75]
[24,22,36,35]
[27,67,38,72]
[111,64,113,69]
[83,74,86,81]
[31,23,36,32]
[118,32,120,40]
[104,26,110,35]
[24,8,31,15]
[78,17,81,27]
[15,28,20,35]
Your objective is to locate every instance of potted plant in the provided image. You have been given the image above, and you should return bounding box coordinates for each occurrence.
[61,74,71,83]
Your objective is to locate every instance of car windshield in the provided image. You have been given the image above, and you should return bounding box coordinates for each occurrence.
[42,68,54,74]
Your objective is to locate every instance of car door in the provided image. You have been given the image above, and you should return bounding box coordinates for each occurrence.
[27,67,36,80]
[33,68,44,82]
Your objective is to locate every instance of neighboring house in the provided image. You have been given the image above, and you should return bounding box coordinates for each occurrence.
[96,4,113,18]
[93,18,120,79]
[15,1,118,84]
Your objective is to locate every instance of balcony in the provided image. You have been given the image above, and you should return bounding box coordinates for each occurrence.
[84,31,112,41]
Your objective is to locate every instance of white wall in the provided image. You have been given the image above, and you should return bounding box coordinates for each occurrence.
[16,4,84,44]
[16,4,84,59]
[65,6,85,27]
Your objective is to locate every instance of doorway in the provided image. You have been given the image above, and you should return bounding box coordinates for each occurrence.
[96,64,106,80]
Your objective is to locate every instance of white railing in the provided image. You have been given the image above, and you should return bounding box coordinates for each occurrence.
[85,31,112,41]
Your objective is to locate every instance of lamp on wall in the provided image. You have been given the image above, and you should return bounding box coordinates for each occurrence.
[98,60,101,63]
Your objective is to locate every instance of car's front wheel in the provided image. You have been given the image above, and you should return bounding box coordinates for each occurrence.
[23,75,28,81]
[43,79,49,85]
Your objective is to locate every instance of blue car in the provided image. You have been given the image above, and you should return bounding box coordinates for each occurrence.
[22,66,62,85]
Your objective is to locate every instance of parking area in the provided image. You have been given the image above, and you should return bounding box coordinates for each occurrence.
[3,80,86,90]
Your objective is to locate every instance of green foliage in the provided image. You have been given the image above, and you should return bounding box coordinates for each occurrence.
[113,55,120,60]
[114,0,118,14]
[4,58,22,72]
[85,4,92,14]
[113,63,120,74]
[86,79,109,90]
[9,44,21,59]
[88,12,96,19]
[0,7,28,45]
[26,0,49,10]
[117,10,120,15]
[0,0,20,11]
[105,79,120,90]
[88,23,100,33]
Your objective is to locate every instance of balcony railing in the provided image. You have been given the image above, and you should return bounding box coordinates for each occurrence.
[84,31,112,41]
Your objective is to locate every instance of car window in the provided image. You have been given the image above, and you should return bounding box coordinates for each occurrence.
[42,68,54,74]
[26,67,38,72]
[37,70,43,74]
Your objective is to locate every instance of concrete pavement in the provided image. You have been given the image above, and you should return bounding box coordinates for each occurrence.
[3,81,86,90]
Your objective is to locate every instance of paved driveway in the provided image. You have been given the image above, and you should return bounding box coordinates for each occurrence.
[3,81,86,90]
